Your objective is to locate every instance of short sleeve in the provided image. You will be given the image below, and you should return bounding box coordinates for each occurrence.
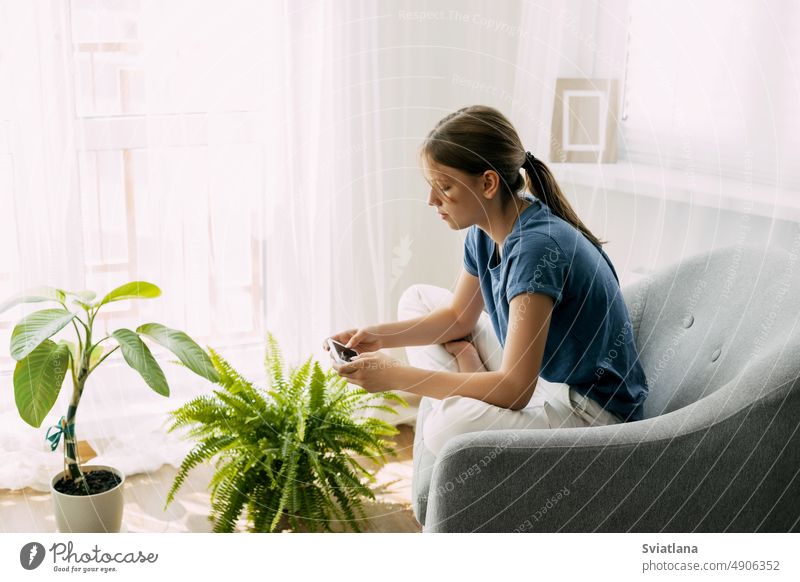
[505,236,567,306]
[463,227,479,276]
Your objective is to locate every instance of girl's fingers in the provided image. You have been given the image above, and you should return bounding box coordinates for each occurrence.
[338,359,363,375]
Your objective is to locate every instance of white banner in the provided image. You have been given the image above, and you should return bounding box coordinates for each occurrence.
[1,533,797,581]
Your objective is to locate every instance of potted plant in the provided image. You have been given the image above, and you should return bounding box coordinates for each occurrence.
[165,332,407,532]
[1,282,218,533]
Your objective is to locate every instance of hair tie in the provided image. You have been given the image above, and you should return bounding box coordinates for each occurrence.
[522,150,546,205]
[522,150,538,172]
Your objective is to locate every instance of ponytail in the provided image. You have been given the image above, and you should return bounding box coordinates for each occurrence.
[523,153,607,248]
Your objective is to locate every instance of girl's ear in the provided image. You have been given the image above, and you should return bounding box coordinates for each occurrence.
[481,169,500,199]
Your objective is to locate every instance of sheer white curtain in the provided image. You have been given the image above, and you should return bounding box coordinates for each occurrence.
[0,0,91,492]
[263,0,388,365]
[0,0,388,491]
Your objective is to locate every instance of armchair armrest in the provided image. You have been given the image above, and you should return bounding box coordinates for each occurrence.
[424,376,800,532]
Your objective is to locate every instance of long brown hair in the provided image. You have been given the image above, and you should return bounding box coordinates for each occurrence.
[420,105,607,248]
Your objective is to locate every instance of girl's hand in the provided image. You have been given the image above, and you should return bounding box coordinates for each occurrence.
[331,350,406,393]
[322,326,384,353]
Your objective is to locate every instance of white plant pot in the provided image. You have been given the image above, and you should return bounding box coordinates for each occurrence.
[50,465,125,533]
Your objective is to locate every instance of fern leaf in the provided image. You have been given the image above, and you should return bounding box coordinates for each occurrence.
[165,435,237,507]
[270,450,299,532]
[264,331,288,392]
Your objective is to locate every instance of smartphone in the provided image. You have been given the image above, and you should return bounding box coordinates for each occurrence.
[326,338,359,364]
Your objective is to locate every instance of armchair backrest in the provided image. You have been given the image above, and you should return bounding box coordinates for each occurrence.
[621,244,800,419]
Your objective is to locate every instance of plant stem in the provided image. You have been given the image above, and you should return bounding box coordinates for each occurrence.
[71,320,83,356]
[88,345,119,375]
[63,373,90,495]
[72,313,90,335]
[63,316,94,496]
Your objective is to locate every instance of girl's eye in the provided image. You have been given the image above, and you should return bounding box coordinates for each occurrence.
[441,186,450,192]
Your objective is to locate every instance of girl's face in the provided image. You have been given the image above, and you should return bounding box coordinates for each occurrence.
[421,157,496,230]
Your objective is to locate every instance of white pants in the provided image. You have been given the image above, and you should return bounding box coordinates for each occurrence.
[397,283,623,457]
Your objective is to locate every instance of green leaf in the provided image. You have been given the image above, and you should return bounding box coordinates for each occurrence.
[65,290,97,310]
[136,323,219,383]
[65,289,96,302]
[10,308,76,361]
[111,328,170,396]
[0,286,66,314]
[13,339,70,427]
[99,281,161,307]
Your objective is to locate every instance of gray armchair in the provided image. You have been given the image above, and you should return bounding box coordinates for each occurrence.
[412,244,800,532]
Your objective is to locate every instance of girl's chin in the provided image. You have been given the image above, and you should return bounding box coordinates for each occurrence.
[438,212,467,229]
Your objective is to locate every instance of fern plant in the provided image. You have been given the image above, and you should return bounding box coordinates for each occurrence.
[165,332,407,532]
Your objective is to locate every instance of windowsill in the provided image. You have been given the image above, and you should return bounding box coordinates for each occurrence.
[549,161,800,222]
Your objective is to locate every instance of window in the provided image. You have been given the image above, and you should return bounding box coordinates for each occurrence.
[620,0,800,189]
[0,0,273,371]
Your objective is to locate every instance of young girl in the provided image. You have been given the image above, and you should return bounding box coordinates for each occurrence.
[324,105,648,456]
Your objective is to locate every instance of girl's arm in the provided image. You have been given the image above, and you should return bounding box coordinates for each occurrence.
[392,292,554,409]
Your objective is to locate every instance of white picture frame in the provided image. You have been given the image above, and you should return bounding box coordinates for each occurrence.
[550,78,619,163]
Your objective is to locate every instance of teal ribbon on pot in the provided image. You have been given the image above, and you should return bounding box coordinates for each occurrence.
[45,417,74,451]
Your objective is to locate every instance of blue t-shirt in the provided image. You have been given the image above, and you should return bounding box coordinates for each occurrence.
[463,194,649,422]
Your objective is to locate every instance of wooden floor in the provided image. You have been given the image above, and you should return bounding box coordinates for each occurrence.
[0,424,421,533]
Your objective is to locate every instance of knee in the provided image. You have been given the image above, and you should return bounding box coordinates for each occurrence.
[397,283,448,320]
[397,284,423,320]
[422,396,490,456]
